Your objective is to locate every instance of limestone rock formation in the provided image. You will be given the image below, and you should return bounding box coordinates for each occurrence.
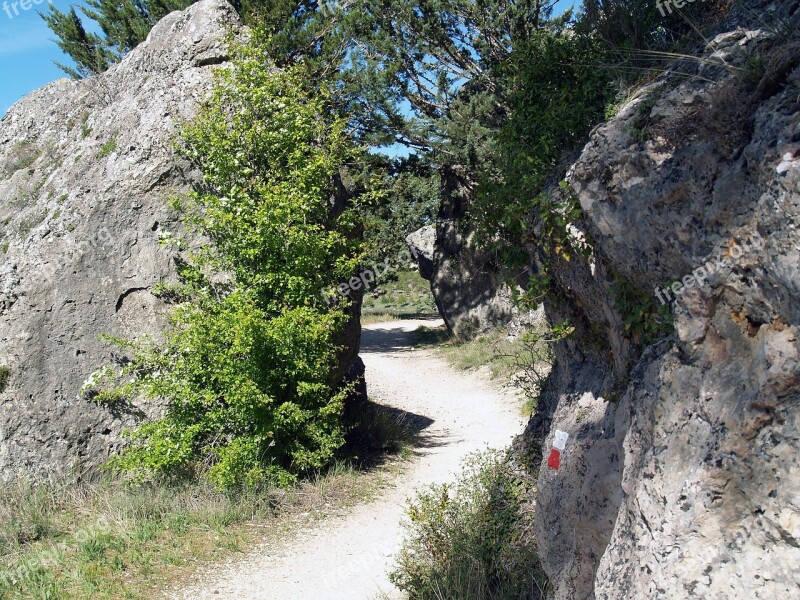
[0,0,364,481]
[405,225,435,280]
[410,166,515,338]
[0,0,242,481]
[523,15,800,600]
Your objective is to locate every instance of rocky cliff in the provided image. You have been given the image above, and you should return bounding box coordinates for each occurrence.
[411,1,799,596]
[523,14,800,600]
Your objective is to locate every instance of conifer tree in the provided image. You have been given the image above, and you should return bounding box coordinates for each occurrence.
[41,6,116,78]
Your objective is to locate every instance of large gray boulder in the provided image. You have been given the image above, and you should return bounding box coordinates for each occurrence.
[409,166,515,338]
[0,0,364,481]
[0,0,242,481]
[405,225,435,280]
[524,21,800,600]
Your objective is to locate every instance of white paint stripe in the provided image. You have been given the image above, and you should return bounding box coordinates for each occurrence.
[553,429,569,451]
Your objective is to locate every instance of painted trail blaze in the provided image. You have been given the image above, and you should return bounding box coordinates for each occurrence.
[548,429,569,471]
[547,448,561,470]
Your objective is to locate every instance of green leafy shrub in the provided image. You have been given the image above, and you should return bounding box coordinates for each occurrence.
[392,450,548,600]
[610,276,674,346]
[92,44,373,489]
[96,133,118,159]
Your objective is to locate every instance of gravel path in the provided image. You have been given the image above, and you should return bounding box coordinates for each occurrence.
[169,319,525,600]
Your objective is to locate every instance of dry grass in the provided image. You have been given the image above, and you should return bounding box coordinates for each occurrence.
[361,312,403,325]
[0,422,413,600]
[660,36,800,157]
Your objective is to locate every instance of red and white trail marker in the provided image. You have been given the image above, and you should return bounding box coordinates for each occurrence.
[547,429,569,471]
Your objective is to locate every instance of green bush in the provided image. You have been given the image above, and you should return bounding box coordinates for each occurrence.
[392,450,548,600]
[91,44,374,489]
[610,276,674,346]
[96,134,118,159]
[472,26,613,267]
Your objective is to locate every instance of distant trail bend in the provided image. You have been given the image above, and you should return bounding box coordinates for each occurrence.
[169,319,525,600]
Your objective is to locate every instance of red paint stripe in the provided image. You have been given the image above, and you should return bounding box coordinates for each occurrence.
[547,448,561,470]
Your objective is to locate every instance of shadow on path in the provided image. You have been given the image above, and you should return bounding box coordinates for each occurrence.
[350,318,457,472]
[361,318,445,354]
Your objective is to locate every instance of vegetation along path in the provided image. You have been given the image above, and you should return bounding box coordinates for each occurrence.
[170,319,525,599]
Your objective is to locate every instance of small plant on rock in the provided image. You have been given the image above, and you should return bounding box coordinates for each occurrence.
[0,366,10,393]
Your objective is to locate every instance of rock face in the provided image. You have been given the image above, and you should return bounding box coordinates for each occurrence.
[405,225,435,280]
[0,0,363,481]
[410,165,515,338]
[522,13,800,600]
[0,0,242,481]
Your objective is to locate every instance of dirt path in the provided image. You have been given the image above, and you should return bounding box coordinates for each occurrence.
[170,319,525,600]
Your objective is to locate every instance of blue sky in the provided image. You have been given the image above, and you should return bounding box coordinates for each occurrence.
[0,0,577,118]
[0,0,83,115]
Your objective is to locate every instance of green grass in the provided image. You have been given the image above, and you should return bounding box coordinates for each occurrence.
[0,470,382,599]
[80,113,92,139]
[96,133,118,159]
[0,404,415,600]
[362,269,438,318]
[0,366,8,392]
